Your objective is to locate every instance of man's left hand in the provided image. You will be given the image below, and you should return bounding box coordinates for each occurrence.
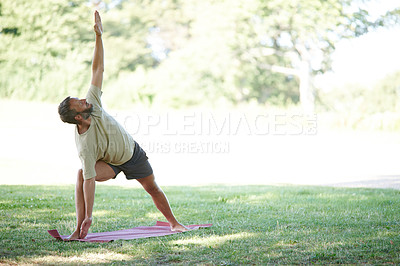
[93,10,103,36]
[80,217,93,239]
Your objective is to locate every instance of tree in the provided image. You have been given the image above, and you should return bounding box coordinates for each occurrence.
[1,0,399,110]
[232,0,400,113]
[0,0,93,100]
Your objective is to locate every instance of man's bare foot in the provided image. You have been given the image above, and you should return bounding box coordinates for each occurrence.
[171,222,190,232]
[66,230,80,241]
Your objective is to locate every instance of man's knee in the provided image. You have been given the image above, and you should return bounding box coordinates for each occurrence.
[139,175,162,195]
[146,184,162,195]
[77,169,84,182]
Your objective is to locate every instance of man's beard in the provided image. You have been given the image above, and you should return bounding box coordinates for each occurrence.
[80,105,94,120]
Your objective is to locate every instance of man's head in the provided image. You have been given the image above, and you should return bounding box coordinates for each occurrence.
[58,96,94,124]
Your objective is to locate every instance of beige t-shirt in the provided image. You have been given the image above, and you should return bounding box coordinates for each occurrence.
[75,85,135,180]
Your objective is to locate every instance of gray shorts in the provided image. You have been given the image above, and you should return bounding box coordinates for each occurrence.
[107,141,153,180]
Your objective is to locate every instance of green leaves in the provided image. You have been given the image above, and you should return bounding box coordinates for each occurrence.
[0,0,92,100]
[0,0,398,107]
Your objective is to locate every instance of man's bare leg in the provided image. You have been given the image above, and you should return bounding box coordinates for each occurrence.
[137,174,189,231]
[67,169,86,240]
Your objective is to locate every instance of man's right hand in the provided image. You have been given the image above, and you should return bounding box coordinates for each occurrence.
[80,217,93,239]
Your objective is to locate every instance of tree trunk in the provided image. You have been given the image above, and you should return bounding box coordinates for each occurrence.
[298,59,315,115]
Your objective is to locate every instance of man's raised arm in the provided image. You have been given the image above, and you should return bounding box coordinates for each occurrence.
[91,10,104,89]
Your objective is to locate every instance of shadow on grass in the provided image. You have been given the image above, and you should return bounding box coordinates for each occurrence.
[0,184,399,264]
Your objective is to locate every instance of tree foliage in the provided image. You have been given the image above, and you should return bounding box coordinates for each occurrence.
[0,0,399,109]
[231,0,400,112]
[0,0,94,100]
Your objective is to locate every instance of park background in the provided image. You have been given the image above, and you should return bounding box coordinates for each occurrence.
[1,0,400,264]
[1,0,399,188]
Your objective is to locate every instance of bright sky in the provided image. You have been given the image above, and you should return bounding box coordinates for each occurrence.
[319,0,400,89]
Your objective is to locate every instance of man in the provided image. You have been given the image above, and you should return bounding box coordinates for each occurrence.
[58,11,187,240]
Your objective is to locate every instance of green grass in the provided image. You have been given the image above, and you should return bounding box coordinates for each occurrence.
[0,184,399,264]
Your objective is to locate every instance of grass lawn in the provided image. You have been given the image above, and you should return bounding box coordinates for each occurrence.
[0,184,399,264]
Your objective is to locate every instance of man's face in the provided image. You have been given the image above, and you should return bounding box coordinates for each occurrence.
[69,98,93,120]
[69,98,92,112]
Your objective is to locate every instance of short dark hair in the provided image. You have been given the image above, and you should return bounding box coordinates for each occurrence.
[58,96,79,124]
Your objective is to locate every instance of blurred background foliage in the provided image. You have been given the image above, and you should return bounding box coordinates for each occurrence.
[0,0,400,127]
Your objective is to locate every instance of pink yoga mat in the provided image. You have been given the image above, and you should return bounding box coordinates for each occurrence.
[48,221,212,243]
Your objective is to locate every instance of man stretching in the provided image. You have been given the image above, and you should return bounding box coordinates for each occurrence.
[58,11,187,240]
